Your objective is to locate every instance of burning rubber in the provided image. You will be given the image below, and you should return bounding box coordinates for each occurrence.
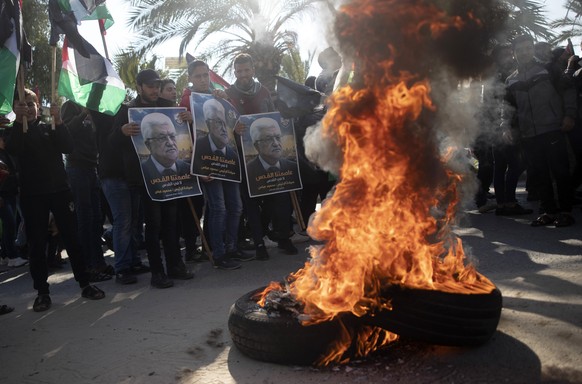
[228,285,503,366]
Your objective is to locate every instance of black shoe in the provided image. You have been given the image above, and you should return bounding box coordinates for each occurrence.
[278,239,298,255]
[255,244,269,261]
[185,249,209,263]
[130,263,150,275]
[33,294,52,312]
[554,213,575,227]
[115,270,138,285]
[228,249,256,262]
[81,285,105,300]
[213,258,241,270]
[88,271,113,282]
[167,267,194,280]
[101,265,115,276]
[150,272,174,288]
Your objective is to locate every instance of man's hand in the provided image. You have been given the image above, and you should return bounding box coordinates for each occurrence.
[50,104,63,125]
[122,122,141,136]
[234,121,246,136]
[0,115,11,128]
[212,89,228,99]
[178,111,193,124]
[12,102,28,123]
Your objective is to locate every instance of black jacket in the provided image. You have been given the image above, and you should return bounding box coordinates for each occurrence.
[5,118,73,196]
[110,96,174,186]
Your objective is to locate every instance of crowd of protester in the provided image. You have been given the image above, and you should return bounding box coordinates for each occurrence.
[474,35,581,228]
[0,49,339,314]
[2,33,581,315]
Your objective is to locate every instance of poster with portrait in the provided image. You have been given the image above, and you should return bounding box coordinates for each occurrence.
[129,107,202,201]
[239,111,302,197]
[190,93,241,182]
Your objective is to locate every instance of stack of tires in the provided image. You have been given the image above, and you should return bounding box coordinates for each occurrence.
[228,285,503,365]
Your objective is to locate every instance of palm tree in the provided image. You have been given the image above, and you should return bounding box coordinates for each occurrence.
[494,0,555,42]
[550,0,582,43]
[127,0,330,91]
[113,49,169,98]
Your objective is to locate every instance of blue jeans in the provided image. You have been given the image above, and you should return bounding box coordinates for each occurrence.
[202,179,242,258]
[101,178,143,272]
[67,167,106,270]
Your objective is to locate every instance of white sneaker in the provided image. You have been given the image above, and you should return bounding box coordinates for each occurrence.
[263,236,278,248]
[8,257,28,268]
[290,231,310,243]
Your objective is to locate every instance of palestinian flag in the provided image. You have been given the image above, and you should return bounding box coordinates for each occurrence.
[58,37,125,115]
[0,0,28,115]
[58,0,113,28]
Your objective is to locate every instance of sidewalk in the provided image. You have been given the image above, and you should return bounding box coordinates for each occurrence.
[1,199,581,383]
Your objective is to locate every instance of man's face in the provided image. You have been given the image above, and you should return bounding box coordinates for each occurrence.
[497,49,515,73]
[145,122,178,168]
[513,40,534,66]
[138,82,161,104]
[190,65,210,92]
[23,95,39,122]
[254,124,282,165]
[234,62,255,88]
[206,111,228,149]
[160,82,177,102]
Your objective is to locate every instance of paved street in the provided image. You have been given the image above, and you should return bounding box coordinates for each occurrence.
[1,190,581,383]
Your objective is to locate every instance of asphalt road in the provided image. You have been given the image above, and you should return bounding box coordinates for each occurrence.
[0,192,581,384]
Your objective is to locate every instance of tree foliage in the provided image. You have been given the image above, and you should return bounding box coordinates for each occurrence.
[127,0,326,91]
[21,0,57,105]
[550,0,582,44]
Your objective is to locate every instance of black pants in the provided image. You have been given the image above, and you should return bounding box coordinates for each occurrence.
[493,144,526,205]
[144,197,183,274]
[522,131,573,213]
[20,190,89,295]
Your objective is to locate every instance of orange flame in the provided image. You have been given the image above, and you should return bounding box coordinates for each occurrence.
[258,0,498,365]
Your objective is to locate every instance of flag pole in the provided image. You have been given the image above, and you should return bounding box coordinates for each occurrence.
[17,66,28,133]
[51,46,57,130]
[186,197,213,263]
[98,19,109,60]
[290,191,306,231]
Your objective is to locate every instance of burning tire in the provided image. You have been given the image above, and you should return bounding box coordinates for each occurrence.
[229,285,502,365]
[363,285,503,347]
[228,287,357,365]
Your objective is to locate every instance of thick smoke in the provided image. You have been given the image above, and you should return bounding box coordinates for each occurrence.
[305,0,511,209]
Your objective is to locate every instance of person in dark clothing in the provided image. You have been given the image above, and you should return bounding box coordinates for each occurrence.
[227,53,298,257]
[503,35,577,227]
[177,60,211,264]
[0,124,27,268]
[61,100,113,282]
[5,89,105,312]
[112,69,193,288]
[486,44,532,216]
[91,109,150,285]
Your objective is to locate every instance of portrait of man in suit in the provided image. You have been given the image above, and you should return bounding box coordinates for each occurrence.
[245,116,302,196]
[192,98,241,181]
[140,112,191,179]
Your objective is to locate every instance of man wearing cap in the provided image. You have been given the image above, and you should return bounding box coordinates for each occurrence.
[108,69,193,288]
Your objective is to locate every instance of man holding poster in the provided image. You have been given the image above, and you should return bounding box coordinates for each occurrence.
[140,112,191,180]
[242,114,302,197]
[191,98,240,181]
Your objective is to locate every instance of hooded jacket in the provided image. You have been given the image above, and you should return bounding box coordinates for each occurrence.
[504,60,577,139]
